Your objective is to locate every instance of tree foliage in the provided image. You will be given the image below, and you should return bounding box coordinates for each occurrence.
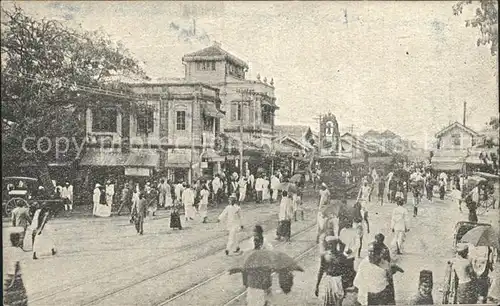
[1,6,148,167]
[453,0,498,55]
[488,116,499,130]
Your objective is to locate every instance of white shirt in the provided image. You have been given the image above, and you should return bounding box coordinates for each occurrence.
[106,184,115,196]
[270,175,280,189]
[319,189,330,207]
[339,228,358,258]
[391,205,409,232]
[175,184,184,199]
[200,189,209,205]
[61,185,73,200]
[212,177,221,192]
[93,188,101,204]
[255,178,265,191]
[358,185,371,202]
[218,204,242,230]
[182,188,195,206]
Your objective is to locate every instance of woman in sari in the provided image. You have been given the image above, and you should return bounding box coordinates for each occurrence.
[315,237,349,306]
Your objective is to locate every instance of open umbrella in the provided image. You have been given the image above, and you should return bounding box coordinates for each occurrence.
[229,249,304,274]
[460,226,499,249]
[289,174,302,184]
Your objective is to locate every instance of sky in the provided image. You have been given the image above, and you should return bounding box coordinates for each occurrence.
[2,1,498,147]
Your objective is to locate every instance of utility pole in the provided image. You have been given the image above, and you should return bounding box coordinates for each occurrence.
[313,115,323,156]
[463,101,467,127]
[236,88,254,178]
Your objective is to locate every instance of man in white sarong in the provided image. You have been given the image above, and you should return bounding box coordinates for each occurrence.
[357,179,372,233]
[391,198,409,255]
[317,183,331,243]
[158,179,167,208]
[212,175,222,207]
[270,174,280,203]
[182,184,196,221]
[105,180,115,207]
[238,176,247,203]
[93,184,101,216]
[218,196,243,255]
[199,186,210,223]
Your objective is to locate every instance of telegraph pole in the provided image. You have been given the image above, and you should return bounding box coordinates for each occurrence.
[463,101,467,127]
[236,88,254,178]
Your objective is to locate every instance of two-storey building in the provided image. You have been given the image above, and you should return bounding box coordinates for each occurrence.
[79,82,224,186]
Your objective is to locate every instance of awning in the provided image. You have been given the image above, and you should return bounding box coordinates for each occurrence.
[202,103,224,118]
[202,149,225,162]
[79,151,128,167]
[430,161,463,171]
[165,151,191,168]
[125,151,160,168]
[79,150,159,168]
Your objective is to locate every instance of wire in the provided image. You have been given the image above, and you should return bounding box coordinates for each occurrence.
[3,71,150,101]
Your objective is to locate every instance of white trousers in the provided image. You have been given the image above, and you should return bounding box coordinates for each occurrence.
[239,187,246,202]
[184,204,196,219]
[226,227,240,252]
[106,195,113,206]
[272,188,279,200]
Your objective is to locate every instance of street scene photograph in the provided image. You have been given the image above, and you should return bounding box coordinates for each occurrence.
[1,1,499,305]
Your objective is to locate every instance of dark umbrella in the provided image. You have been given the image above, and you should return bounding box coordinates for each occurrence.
[460,226,499,249]
[229,249,304,272]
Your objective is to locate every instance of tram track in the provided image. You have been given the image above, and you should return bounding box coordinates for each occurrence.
[31,200,317,305]
[154,223,317,306]
[29,202,283,304]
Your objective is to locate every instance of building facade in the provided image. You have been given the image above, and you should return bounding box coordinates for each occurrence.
[80,82,224,186]
[182,42,280,174]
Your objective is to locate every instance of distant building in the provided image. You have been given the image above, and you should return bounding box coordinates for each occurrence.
[340,132,377,165]
[431,121,482,172]
[435,121,480,150]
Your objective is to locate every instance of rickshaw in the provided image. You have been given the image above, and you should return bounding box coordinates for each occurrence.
[2,176,65,217]
[463,172,499,215]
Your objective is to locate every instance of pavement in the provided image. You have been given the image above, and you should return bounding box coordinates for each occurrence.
[3,189,499,305]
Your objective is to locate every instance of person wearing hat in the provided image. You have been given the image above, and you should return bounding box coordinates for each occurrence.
[131,192,147,235]
[410,270,434,305]
[61,182,74,212]
[390,197,410,255]
[93,184,101,216]
[105,180,115,207]
[182,184,196,221]
[218,195,243,255]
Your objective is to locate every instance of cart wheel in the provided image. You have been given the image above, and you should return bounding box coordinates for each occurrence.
[476,201,488,215]
[5,197,28,215]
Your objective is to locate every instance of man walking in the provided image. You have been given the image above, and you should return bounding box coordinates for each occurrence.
[117,183,132,216]
[270,174,280,203]
[212,174,222,207]
[131,192,147,235]
[391,197,410,255]
[105,180,115,207]
[218,196,243,255]
[61,182,73,212]
[182,184,196,221]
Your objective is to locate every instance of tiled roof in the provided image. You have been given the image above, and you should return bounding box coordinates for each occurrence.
[182,44,248,68]
[435,121,481,138]
[274,125,311,139]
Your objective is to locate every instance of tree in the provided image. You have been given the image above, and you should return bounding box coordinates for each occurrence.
[453,0,498,55]
[487,116,499,130]
[1,6,147,183]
